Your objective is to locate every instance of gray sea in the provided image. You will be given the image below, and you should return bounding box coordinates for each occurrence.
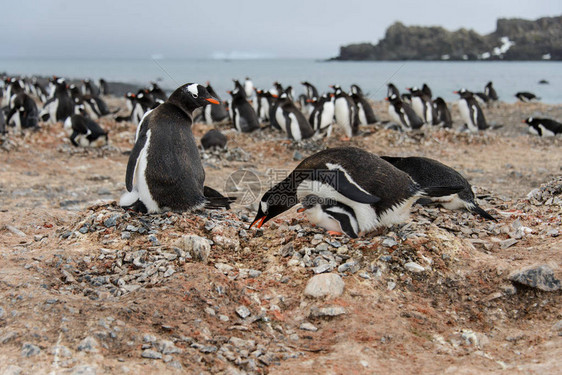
[1,58,560,103]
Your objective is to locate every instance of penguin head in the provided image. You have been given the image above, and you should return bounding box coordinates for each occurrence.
[434,97,446,106]
[169,83,219,112]
[454,88,472,98]
[249,189,298,230]
[350,84,362,95]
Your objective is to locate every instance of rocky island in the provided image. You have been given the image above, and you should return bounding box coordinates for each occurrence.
[332,16,561,61]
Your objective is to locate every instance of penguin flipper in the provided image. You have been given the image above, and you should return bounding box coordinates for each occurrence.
[315,169,380,204]
[125,117,150,191]
[469,203,496,221]
[422,185,465,197]
[203,186,236,210]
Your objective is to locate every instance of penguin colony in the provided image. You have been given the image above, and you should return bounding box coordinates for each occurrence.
[1,73,559,238]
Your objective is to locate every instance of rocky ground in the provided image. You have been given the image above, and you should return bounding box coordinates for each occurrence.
[0,98,561,374]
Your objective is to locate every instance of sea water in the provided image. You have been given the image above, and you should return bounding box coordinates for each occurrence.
[1,58,560,104]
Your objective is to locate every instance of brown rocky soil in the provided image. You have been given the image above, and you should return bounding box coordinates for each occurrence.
[0,99,561,374]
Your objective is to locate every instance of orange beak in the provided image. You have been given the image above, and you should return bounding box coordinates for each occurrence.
[453,91,459,94]
[385,97,389,101]
[297,207,306,213]
[521,120,527,123]
[271,94,278,98]
[206,98,220,105]
[249,216,266,229]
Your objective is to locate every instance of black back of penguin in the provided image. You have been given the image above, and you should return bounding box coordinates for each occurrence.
[524,117,562,136]
[380,156,495,220]
[66,114,108,147]
[276,93,314,141]
[201,129,227,149]
[387,94,424,130]
[350,84,377,124]
[6,92,39,131]
[456,89,488,131]
[229,88,260,132]
[123,83,219,212]
[484,82,498,101]
[433,97,452,128]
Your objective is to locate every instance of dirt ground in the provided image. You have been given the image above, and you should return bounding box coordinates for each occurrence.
[0,98,561,374]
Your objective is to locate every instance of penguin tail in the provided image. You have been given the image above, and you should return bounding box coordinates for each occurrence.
[469,203,497,221]
[119,190,140,207]
[203,186,236,210]
[421,185,464,198]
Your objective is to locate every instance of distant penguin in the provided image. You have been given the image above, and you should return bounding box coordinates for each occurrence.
[309,93,335,137]
[249,147,463,233]
[381,156,496,220]
[201,128,227,149]
[0,108,5,135]
[407,87,435,125]
[130,90,157,125]
[484,81,498,102]
[6,92,39,134]
[228,87,260,133]
[31,77,48,103]
[63,114,108,147]
[301,81,319,99]
[515,92,540,102]
[269,82,284,97]
[149,82,167,102]
[386,94,424,130]
[421,83,432,99]
[40,78,74,123]
[454,89,488,132]
[433,97,453,128]
[387,83,400,98]
[3,77,24,108]
[298,194,359,238]
[120,83,232,213]
[350,84,377,125]
[474,92,490,106]
[255,89,273,122]
[82,79,100,96]
[244,77,254,99]
[99,78,109,96]
[274,93,314,141]
[331,85,358,138]
[202,82,229,125]
[523,117,562,137]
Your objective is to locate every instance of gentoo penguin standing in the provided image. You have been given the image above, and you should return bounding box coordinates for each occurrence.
[0,108,5,135]
[407,87,436,125]
[421,83,432,99]
[244,77,254,99]
[201,82,229,125]
[228,87,260,133]
[82,79,100,96]
[249,147,463,233]
[387,83,400,98]
[120,83,231,213]
[274,92,314,141]
[350,84,377,125]
[301,81,319,116]
[308,93,335,137]
[6,92,39,134]
[40,78,74,123]
[255,89,273,122]
[454,89,488,132]
[149,82,167,102]
[63,114,108,147]
[386,94,423,130]
[433,97,453,128]
[523,117,562,137]
[201,129,227,149]
[484,81,498,102]
[99,78,109,96]
[297,194,359,238]
[515,92,540,102]
[331,85,358,139]
[381,156,496,220]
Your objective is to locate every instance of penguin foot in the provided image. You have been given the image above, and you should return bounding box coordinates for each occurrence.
[327,230,343,236]
[340,136,351,141]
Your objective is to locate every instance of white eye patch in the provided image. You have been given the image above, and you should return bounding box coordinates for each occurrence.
[187,84,199,98]
[260,201,268,213]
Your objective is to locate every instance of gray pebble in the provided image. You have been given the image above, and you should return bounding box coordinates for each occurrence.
[21,342,41,357]
[236,306,251,319]
[69,365,97,375]
[299,322,318,332]
[509,265,561,292]
[312,263,332,274]
[309,306,347,318]
[3,365,23,375]
[404,262,425,273]
[0,306,5,319]
[103,214,120,228]
[141,349,162,359]
[304,273,344,298]
[77,336,99,353]
[382,238,398,248]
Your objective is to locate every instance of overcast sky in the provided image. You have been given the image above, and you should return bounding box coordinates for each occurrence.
[1,0,559,59]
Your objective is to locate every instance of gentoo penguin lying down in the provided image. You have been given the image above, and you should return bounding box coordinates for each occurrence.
[119,83,234,213]
[523,117,562,137]
[381,156,495,220]
[249,147,464,235]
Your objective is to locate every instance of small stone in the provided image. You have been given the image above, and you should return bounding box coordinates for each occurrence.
[21,343,41,357]
[3,365,23,375]
[215,263,234,274]
[236,306,251,319]
[500,239,518,249]
[156,340,182,355]
[280,243,294,257]
[312,263,332,274]
[382,238,398,248]
[304,273,345,298]
[404,262,425,273]
[51,345,72,358]
[121,231,131,240]
[552,320,562,332]
[148,235,160,246]
[309,306,347,318]
[143,334,157,343]
[358,272,371,280]
[509,265,561,292]
[77,336,99,353]
[126,225,138,232]
[299,322,318,332]
[315,243,329,252]
[176,235,211,262]
[163,266,175,278]
[0,306,5,319]
[219,315,229,322]
[387,281,396,291]
[293,151,303,161]
[103,214,119,228]
[141,349,162,359]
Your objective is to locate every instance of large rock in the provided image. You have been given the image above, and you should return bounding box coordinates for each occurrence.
[176,235,211,262]
[509,265,561,292]
[304,273,345,298]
